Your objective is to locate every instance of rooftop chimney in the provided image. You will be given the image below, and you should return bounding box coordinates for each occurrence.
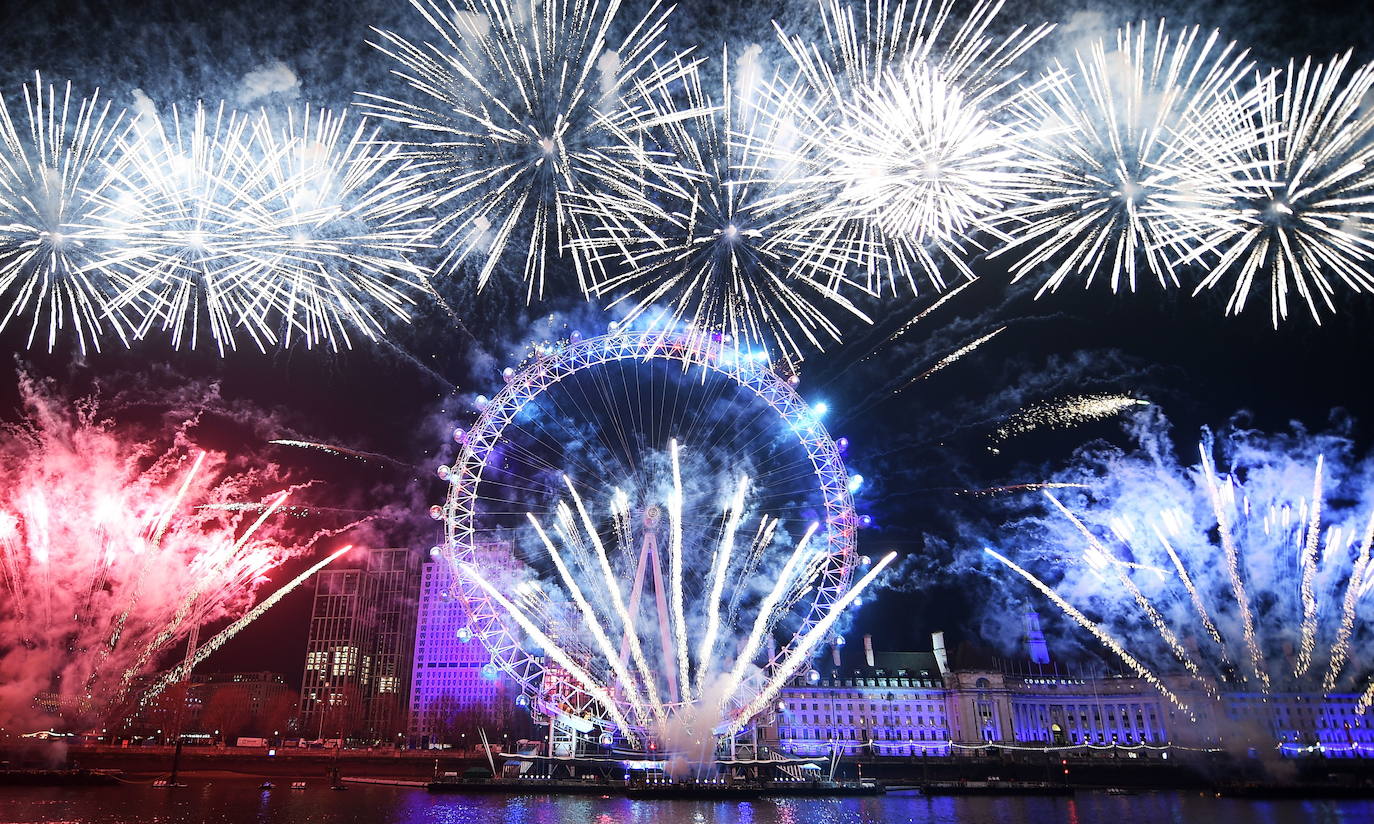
[863,634,875,667]
[932,631,948,674]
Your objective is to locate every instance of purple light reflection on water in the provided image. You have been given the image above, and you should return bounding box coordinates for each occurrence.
[3,781,1373,824]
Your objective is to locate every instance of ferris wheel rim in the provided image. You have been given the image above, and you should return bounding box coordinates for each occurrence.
[437,328,858,732]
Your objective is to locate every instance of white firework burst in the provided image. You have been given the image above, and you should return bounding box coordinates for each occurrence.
[795,60,1043,287]
[0,74,134,353]
[107,101,432,353]
[249,105,434,349]
[769,0,1053,295]
[1187,53,1374,326]
[362,0,697,301]
[993,21,1263,294]
[568,49,874,361]
[106,100,276,352]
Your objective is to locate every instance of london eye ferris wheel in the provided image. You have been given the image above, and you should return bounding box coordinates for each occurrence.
[431,328,890,754]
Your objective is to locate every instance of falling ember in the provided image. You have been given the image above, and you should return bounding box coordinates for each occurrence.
[892,327,1005,395]
[956,482,1091,497]
[990,395,1150,450]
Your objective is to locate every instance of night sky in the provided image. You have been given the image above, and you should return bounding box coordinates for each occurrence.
[2,0,1374,688]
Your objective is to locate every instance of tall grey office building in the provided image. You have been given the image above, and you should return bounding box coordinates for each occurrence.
[298,547,419,743]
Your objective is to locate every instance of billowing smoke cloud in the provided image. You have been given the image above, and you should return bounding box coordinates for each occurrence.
[235,60,300,105]
[980,407,1374,696]
[0,367,361,732]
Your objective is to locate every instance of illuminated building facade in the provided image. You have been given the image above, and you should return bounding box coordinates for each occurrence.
[1227,693,1374,758]
[298,547,418,742]
[772,635,951,757]
[408,542,517,748]
[768,613,1373,759]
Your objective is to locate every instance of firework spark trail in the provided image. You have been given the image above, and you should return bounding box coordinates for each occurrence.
[564,478,665,721]
[1325,506,1374,691]
[460,439,861,749]
[891,326,1005,395]
[0,383,321,726]
[695,474,748,696]
[1044,492,1206,682]
[860,281,976,363]
[553,500,596,578]
[726,516,777,624]
[570,48,873,361]
[769,0,1054,296]
[527,513,652,727]
[956,482,1090,497]
[1294,455,1324,676]
[666,438,691,703]
[1154,524,1229,658]
[1359,677,1374,716]
[610,486,633,563]
[1001,430,1374,704]
[268,439,415,470]
[718,521,818,709]
[990,395,1150,449]
[143,544,353,704]
[1187,54,1374,326]
[1115,560,1207,683]
[0,74,135,353]
[125,491,291,682]
[985,547,1190,713]
[775,548,832,628]
[196,503,373,518]
[730,550,898,733]
[362,0,697,299]
[455,559,638,741]
[994,21,1261,294]
[1199,442,1269,691]
[84,451,207,691]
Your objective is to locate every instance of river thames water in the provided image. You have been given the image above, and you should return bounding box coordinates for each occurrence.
[4,780,1373,824]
